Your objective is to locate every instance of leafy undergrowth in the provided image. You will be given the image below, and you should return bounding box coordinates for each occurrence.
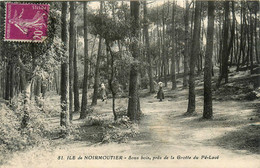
[213,67,260,101]
[75,108,139,144]
[101,116,139,143]
[213,83,258,101]
[0,97,54,165]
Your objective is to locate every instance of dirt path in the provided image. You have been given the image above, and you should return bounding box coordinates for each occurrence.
[2,88,260,168]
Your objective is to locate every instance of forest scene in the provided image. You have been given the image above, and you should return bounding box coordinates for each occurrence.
[0,0,259,168]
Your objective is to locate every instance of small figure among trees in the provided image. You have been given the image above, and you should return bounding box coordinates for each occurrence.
[157,81,164,102]
[100,83,107,103]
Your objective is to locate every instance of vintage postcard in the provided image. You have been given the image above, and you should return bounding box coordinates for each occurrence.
[0,0,259,168]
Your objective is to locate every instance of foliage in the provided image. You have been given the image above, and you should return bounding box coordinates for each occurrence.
[0,97,52,156]
[0,2,63,90]
[102,116,139,143]
[88,13,130,42]
[113,50,133,91]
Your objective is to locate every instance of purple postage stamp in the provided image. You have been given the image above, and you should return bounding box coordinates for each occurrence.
[5,3,49,42]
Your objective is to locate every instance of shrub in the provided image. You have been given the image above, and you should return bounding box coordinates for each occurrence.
[0,98,52,157]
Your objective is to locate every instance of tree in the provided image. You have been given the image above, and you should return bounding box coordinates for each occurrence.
[105,40,118,121]
[88,3,129,121]
[171,1,177,90]
[203,1,215,119]
[127,1,141,121]
[60,2,70,128]
[73,25,80,112]
[186,1,201,115]
[253,1,259,64]
[217,1,230,87]
[69,1,75,120]
[91,2,103,106]
[162,3,168,87]
[80,2,89,119]
[143,1,155,93]
[183,1,190,88]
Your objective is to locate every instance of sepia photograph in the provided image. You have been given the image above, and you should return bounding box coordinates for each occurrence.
[0,0,259,168]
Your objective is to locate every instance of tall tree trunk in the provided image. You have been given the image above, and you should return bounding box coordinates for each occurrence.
[91,37,102,106]
[186,1,201,115]
[162,4,167,87]
[74,27,80,112]
[227,1,235,65]
[237,3,244,71]
[127,1,141,121]
[249,9,254,74]
[80,2,89,119]
[254,5,259,64]
[171,1,177,90]
[32,44,41,106]
[69,1,75,121]
[91,2,103,106]
[217,1,230,87]
[20,70,31,129]
[55,71,60,95]
[183,1,189,88]
[156,11,162,81]
[60,2,70,129]
[5,61,10,101]
[105,41,118,121]
[9,62,14,100]
[203,1,215,119]
[143,1,155,93]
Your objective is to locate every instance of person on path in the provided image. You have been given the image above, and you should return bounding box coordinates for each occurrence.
[100,83,107,103]
[157,81,164,102]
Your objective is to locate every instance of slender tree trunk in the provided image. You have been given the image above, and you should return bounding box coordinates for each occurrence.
[9,62,14,100]
[20,70,31,129]
[92,2,103,106]
[32,44,41,106]
[237,3,244,71]
[74,27,80,112]
[245,13,250,69]
[203,1,215,119]
[91,37,102,106]
[60,2,70,129]
[183,1,189,88]
[69,1,75,121]
[105,41,117,121]
[5,61,10,101]
[217,1,230,87]
[127,1,141,121]
[143,1,155,93]
[80,2,89,119]
[171,1,177,90]
[186,1,201,115]
[55,71,60,94]
[227,1,235,66]
[162,4,167,87]
[254,6,259,63]
[249,10,254,74]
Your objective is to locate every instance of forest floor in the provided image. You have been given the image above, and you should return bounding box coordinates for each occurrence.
[1,68,260,168]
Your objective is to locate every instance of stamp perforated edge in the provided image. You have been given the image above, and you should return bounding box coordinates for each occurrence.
[4,2,50,43]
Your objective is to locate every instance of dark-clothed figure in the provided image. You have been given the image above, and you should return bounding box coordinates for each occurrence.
[157,82,164,102]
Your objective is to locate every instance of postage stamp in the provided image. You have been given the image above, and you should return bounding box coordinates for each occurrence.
[5,3,49,42]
